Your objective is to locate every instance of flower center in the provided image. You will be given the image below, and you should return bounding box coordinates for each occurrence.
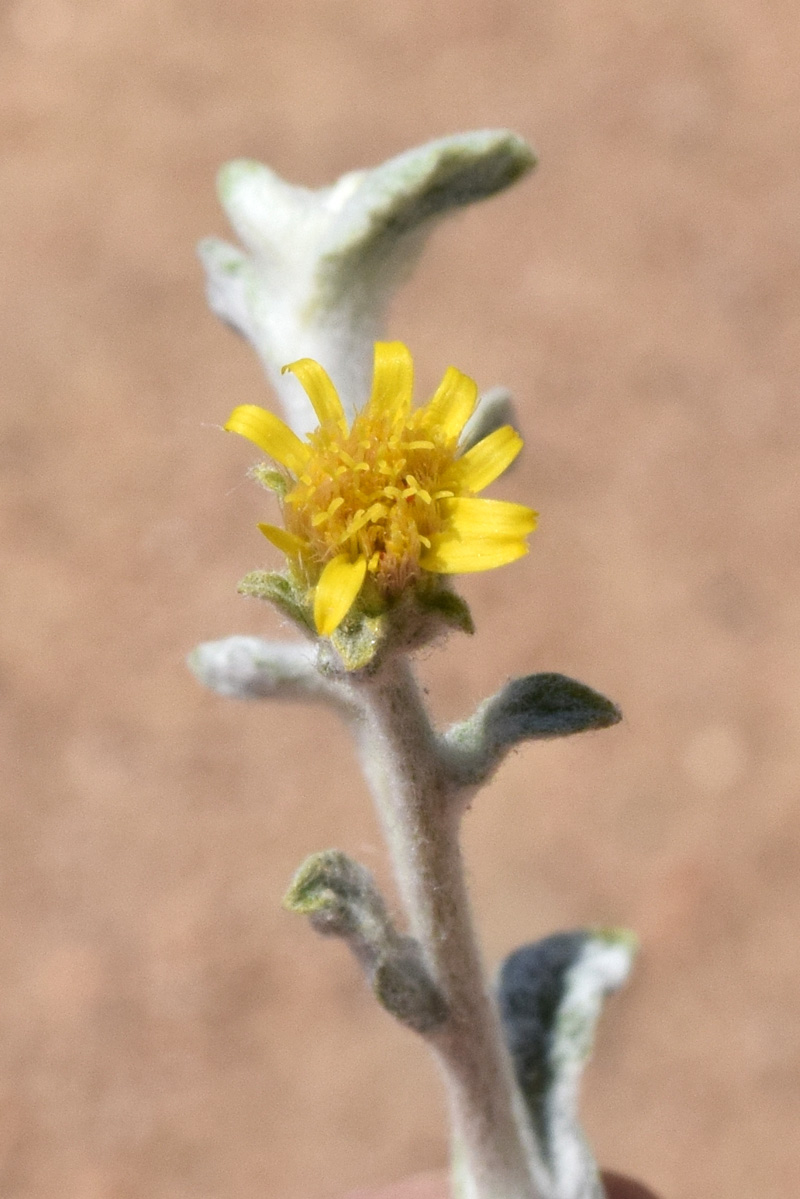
[283,409,459,591]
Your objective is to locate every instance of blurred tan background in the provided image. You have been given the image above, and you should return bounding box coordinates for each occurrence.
[2,1,800,1197]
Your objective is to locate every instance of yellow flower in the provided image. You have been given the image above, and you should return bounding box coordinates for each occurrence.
[226,341,537,637]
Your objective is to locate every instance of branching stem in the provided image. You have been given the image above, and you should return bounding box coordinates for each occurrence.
[348,656,546,1199]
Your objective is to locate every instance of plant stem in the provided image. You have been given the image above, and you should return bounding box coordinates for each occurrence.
[349,655,546,1199]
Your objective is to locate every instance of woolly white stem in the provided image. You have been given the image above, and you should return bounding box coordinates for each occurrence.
[349,656,546,1199]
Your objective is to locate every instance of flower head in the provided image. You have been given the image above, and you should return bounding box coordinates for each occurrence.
[226,342,537,638]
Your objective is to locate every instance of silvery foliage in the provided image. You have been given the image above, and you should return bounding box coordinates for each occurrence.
[198,129,534,432]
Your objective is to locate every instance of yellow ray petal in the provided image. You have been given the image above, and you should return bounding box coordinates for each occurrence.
[419,496,537,573]
[420,534,530,573]
[225,405,311,475]
[258,523,308,556]
[367,341,414,424]
[441,496,538,538]
[281,358,347,430]
[313,554,368,636]
[447,425,523,493]
[420,366,478,441]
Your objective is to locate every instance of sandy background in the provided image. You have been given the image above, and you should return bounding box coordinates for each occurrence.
[2,1,800,1197]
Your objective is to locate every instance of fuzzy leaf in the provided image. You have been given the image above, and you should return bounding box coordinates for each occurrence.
[237,570,315,634]
[442,673,621,788]
[284,851,447,1034]
[201,132,537,434]
[329,611,386,672]
[373,939,449,1033]
[415,587,475,636]
[196,236,254,339]
[315,131,537,311]
[485,673,621,743]
[498,929,637,1199]
[187,635,337,705]
[284,851,378,933]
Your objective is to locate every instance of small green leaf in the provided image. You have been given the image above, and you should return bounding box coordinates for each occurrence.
[283,850,367,914]
[330,611,385,672]
[415,587,475,636]
[237,571,315,634]
[251,463,288,496]
[443,673,621,786]
[283,849,371,941]
[485,673,621,745]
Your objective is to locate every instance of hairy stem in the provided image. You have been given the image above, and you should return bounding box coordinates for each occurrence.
[349,656,546,1199]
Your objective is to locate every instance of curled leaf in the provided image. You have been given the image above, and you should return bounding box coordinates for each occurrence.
[498,929,637,1199]
[200,131,537,434]
[285,851,447,1034]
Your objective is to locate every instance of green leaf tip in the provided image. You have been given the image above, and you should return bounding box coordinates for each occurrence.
[591,925,639,953]
[283,849,367,920]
